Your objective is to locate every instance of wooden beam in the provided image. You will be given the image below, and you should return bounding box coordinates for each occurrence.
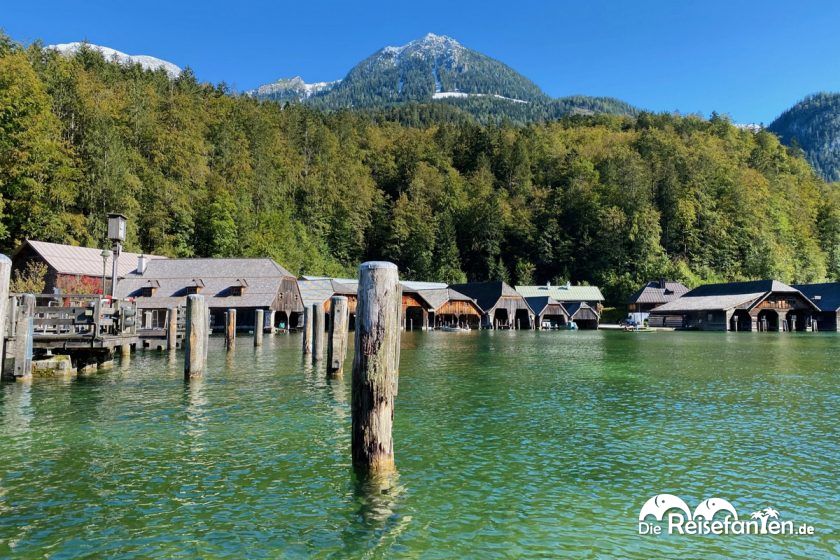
[351,262,401,475]
[328,296,349,377]
[184,295,208,378]
[254,309,264,347]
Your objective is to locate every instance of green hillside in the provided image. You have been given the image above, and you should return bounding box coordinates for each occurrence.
[2,35,838,304]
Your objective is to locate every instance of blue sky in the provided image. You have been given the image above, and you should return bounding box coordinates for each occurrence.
[4,0,840,123]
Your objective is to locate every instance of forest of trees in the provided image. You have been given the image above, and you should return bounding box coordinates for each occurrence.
[769,92,840,182]
[1,35,838,304]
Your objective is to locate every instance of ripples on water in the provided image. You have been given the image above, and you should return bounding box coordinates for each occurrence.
[0,332,837,558]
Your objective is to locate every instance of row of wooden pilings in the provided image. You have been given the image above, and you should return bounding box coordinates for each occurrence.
[182,261,401,474]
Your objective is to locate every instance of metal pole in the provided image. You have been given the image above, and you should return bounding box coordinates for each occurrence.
[110,242,121,298]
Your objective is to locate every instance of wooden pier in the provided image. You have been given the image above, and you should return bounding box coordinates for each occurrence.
[3,292,140,378]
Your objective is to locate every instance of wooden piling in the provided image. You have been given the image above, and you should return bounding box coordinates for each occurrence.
[184,294,208,378]
[0,255,11,379]
[167,307,178,351]
[12,294,35,378]
[254,309,264,347]
[312,303,325,362]
[302,306,313,355]
[327,296,349,377]
[225,309,236,351]
[351,261,401,474]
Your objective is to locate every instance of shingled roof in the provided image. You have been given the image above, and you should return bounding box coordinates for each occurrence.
[298,278,358,308]
[17,239,166,278]
[515,283,605,302]
[627,280,689,305]
[450,281,525,312]
[651,279,815,313]
[792,282,840,312]
[116,258,294,309]
[524,296,569,317]
[409,287,479,311]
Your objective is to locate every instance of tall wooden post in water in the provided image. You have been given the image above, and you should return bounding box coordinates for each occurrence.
[225,309,236,351]
[0,255,11,379]
[302,306,313,356]
[312,303,325,362]
[351,262,401,474]
[254,309,264,347]
[12,294,35,378]
[328,295,349,377]
[167,306,178,351]
[184,295,208,378]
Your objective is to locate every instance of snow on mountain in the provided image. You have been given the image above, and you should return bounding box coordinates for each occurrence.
[734,123,762,133]
[379,33,465,61]
[247,76,340,101]
[48,42,182,78]
[432,92,529,104]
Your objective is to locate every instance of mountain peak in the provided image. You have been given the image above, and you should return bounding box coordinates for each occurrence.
[381,33,463,58]
[249,34,636,122]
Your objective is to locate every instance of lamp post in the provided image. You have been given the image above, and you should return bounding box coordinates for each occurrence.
[107,213,127,298]
[100,249,111,295]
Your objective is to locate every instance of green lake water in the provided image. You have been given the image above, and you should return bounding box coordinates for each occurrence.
[0,331,837,558]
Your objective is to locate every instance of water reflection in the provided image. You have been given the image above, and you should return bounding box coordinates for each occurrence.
[183,376,208,452]
[2,380,33,435]
[340,469,409,555]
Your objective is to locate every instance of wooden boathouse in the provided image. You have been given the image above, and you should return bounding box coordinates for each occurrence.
[298,277,358,330]
[524,297,569,329]
[403,286,483,329]
[515,283,604,329]
[627,280,689,319]
[450,281,534,329]
[12,240,166,294]
[649,280,821,331]
[793,282,840,331]
[117,258,302,334]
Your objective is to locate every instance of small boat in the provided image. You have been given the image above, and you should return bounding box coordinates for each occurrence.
[439,325,470,332]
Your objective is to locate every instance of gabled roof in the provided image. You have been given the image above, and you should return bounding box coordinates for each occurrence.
[524,296,569,317]
[136,258,294,279]
[651,279,813,313]
[515,283,605,302]
[450,282,524,312]
[16,239,166,278]
[115,258,295,309]
[565,301,600,319]
[401,280,448,291]
[628,280,689,305]
[298,278,359,308]
[410,288,480,312]
[792,282,840,312]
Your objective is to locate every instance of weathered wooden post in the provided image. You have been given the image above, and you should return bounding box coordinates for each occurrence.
[11,294,35,379]
[267,310,276,334]
[351,262,401,474]
[225,309,236,351]
[328,296,349,377]
[184,294,208,378]
[302,305,313,356]
[312,303,325,362]
[0,255,11,379]
[254,309,264,347]
[167,306,178,351]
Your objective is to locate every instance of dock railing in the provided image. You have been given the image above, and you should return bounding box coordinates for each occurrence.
[12,294,138,346]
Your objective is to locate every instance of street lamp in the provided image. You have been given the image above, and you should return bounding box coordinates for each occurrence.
[100,249,111,295]
[107,213,127,298]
